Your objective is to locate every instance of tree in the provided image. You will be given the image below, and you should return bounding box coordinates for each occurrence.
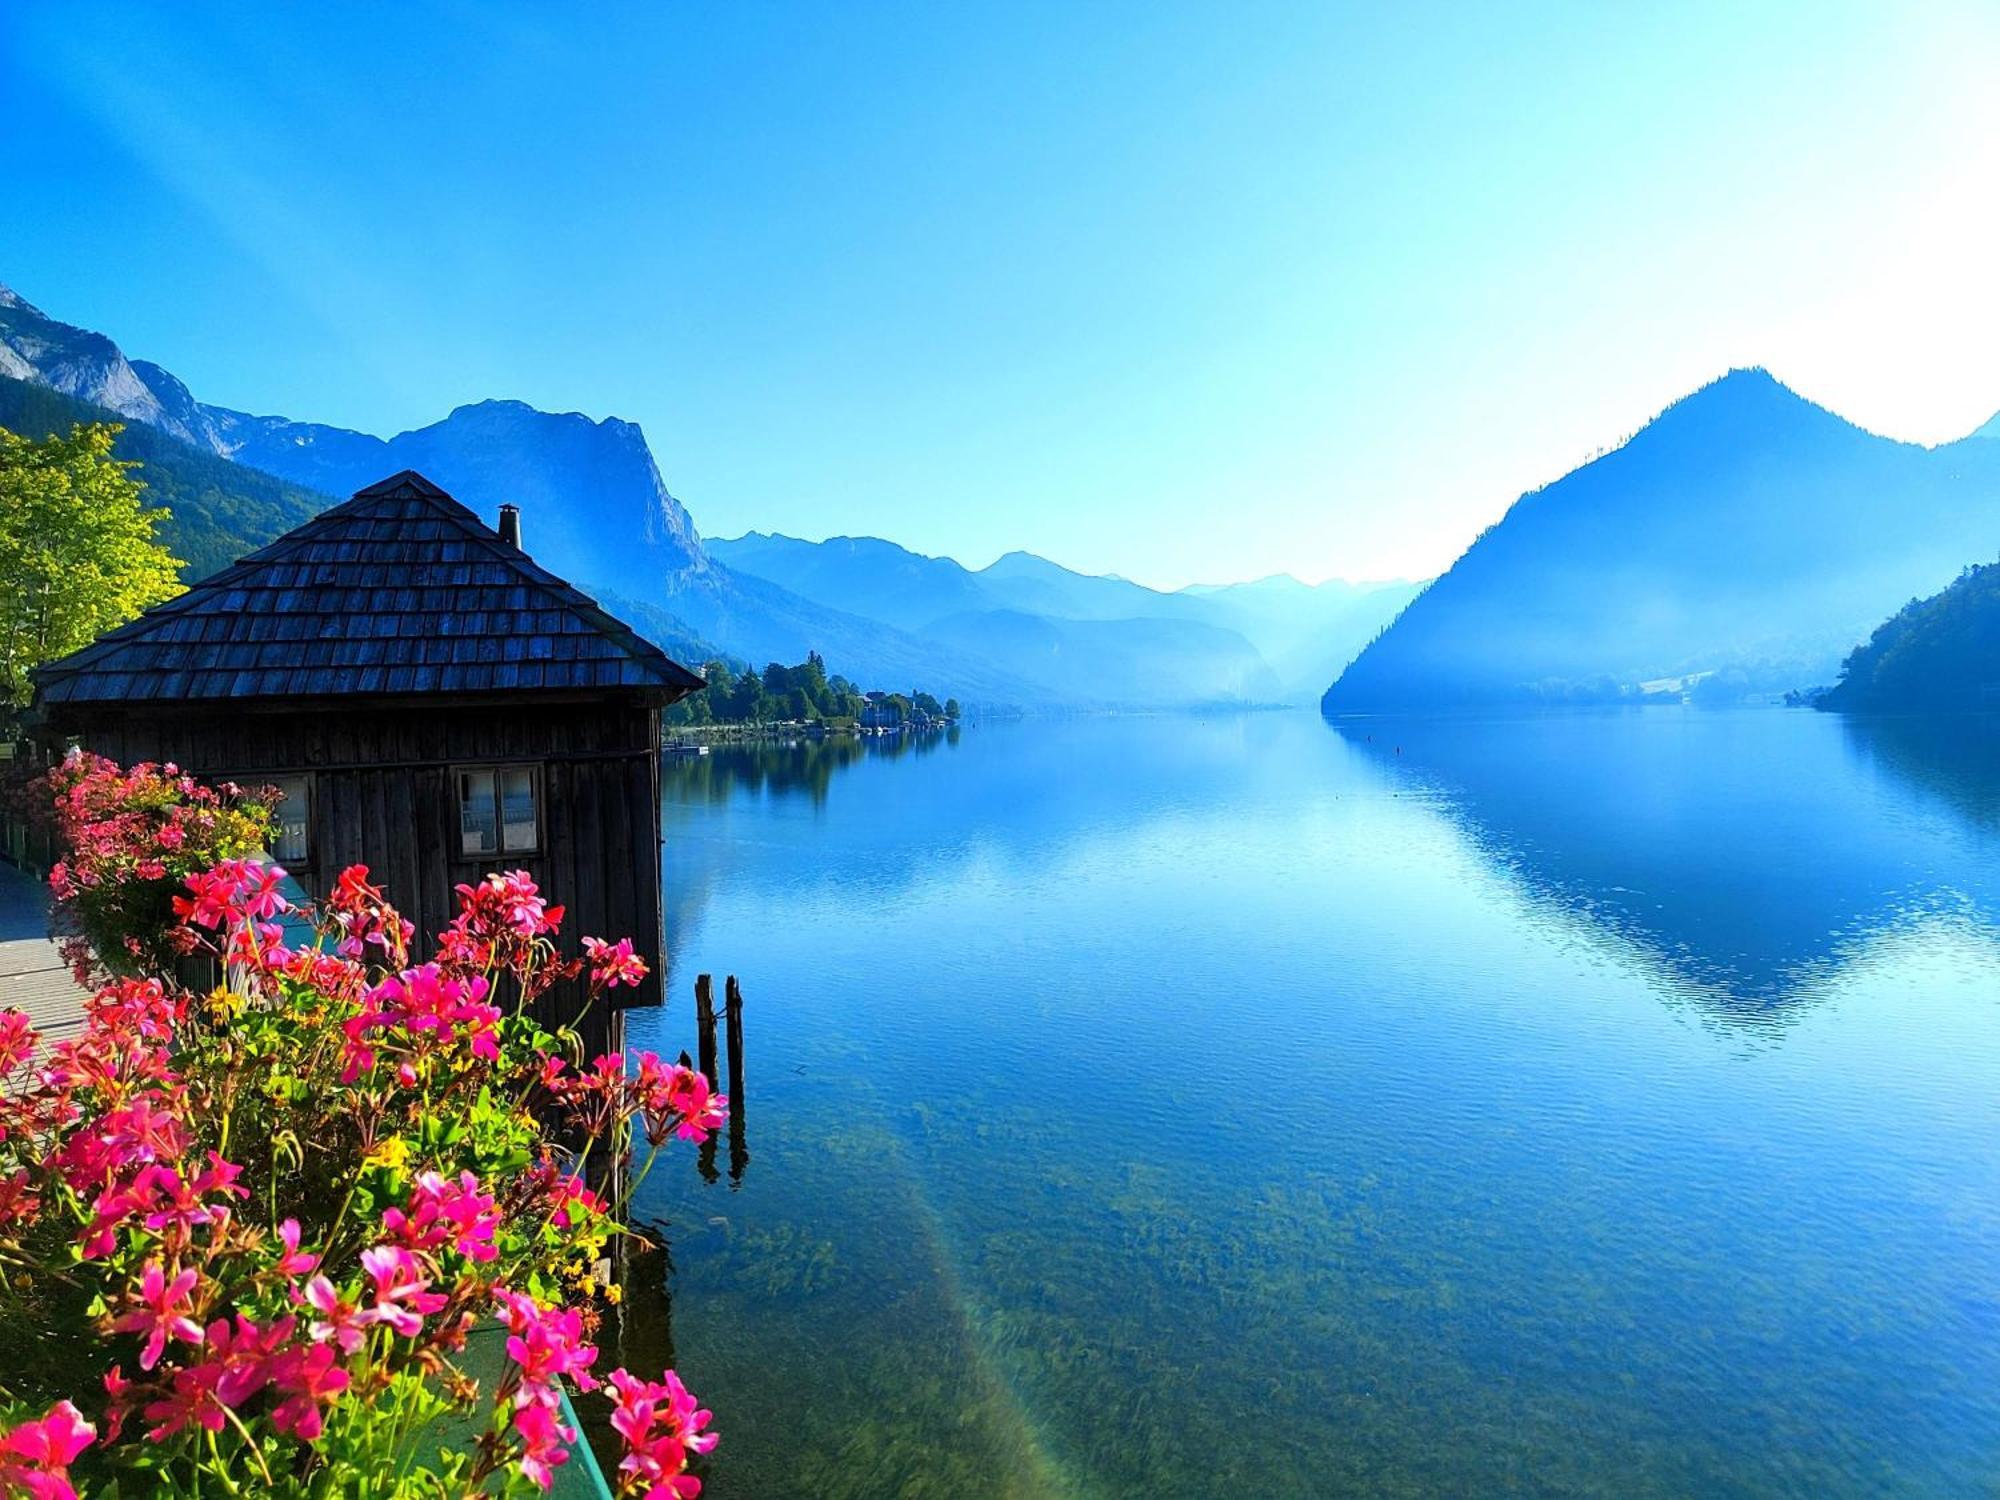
[798,651,831,711]
[0,423,183,706]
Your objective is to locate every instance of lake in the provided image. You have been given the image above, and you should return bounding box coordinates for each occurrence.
[622,708,2000,1499]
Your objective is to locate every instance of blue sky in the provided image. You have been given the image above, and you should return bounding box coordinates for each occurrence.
[6,1,2000,589]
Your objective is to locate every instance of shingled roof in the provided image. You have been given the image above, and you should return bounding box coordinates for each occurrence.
[34,471,704,708]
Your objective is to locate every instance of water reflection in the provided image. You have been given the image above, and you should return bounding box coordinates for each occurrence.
[663,728,962,809]
[1328,707,2000,1016]
[658,730,963,997]
[1840,710,2000,835]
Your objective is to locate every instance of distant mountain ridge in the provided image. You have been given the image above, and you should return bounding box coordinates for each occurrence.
[0,281,1053,705]
[6,278,1426,708]
[709,531,1419,703]
[0,283,709,600]
[1324,369,2000,712]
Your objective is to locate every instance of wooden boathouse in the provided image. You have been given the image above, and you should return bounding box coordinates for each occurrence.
[29,469,703,1051]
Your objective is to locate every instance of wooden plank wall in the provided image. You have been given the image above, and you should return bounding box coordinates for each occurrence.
[58,701,666,1056]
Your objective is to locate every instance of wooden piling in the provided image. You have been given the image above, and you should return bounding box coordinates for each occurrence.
[694,973,718,1089]
[723,976,745,1109]
[724,975,748,1183]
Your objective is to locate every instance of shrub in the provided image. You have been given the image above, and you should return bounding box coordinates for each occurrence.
[0,760,722,1497]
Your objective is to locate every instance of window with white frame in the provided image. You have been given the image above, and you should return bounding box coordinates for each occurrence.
[457,765,541,856]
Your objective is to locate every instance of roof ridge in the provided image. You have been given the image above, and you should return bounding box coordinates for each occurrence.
[32,471,703,706]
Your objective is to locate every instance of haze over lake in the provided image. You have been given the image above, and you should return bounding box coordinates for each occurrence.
[628,709,2000,1499]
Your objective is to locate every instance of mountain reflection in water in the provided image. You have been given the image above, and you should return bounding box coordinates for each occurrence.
[1330,708,2000,1019]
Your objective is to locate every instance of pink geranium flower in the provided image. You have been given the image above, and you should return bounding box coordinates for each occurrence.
[0,1400,97,1498]
[301,1275,365,1354]
[582,936,648,989]
[512,1399,575,1491]
[110,1262,204,1370]
[0,1009,37,1074]
[354,1245,447,1337]
[384,1170,501,1262]
[268,1343,350,1441]
[274,1218,320,1276]
[142,1363,226,1441]
[205,1312,295,1406]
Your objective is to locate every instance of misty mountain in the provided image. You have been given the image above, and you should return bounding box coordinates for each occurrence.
[710,531,1415,703]
[1324,369,2000,712]
[976,554,1419,700]
[973,551,1215,623]
[1181,573,1424,701]
[708,532,994,634]
[710,533,1284,704]
[1,275,1410,710]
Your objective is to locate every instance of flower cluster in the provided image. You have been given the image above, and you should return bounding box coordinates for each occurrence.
[436,871,570,990]
[583,936,649,991]
[324,864,413,964]
[542,1050,727,1148]
[495,1288,598,1488]
[41,753,275,983]
[607,1369,718,1500]
[0,758,723,1497]
[340,964,504,1085]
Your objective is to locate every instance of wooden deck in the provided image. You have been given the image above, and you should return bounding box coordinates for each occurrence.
[0,862,86,1044]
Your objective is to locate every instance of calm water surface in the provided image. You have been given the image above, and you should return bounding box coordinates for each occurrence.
[622,709,2000,1499]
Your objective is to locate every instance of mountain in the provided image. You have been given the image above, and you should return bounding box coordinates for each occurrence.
[0,373,331,579]
[197,398,710,602]
[973,551,1214,624]
[709,532,1415,703]
[711,532,1288,705]
[181,401,1044,697]
[974,554,1422,697]
[0,276,1407,710]
[0,281,1036,706]
[1816,558,2000,713]
[0,285,223,449]
[1324,369,2000,712]
[708,532,993,634]
[1182,573,1424,702]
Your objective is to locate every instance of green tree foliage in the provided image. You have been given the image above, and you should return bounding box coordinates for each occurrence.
[0,422,184,705]
[1820,559,2000,712]
[0,375,327,580]
[663,648,960,728]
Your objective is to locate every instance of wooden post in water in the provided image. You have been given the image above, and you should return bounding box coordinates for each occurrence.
[693,974,721,1183]
[724,975,749,1183]
[694,973,718,1089]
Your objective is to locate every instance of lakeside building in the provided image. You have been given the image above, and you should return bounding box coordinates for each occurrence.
[29,469,702,1054]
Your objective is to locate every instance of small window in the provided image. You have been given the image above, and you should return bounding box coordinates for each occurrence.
[458,765,540,856]
[267,774,313,865]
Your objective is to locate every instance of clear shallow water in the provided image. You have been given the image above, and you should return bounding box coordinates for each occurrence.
[625,709,2000,1499]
